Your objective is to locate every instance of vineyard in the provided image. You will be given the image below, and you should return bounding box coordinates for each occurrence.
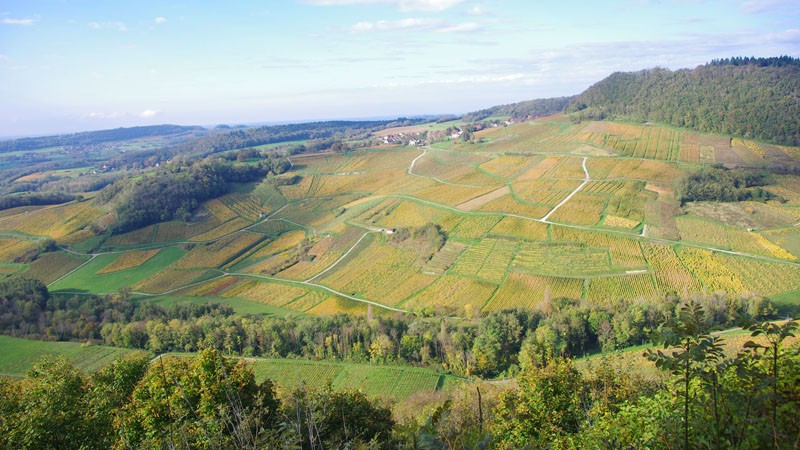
[1,117,800,319]
[450,238,516,283]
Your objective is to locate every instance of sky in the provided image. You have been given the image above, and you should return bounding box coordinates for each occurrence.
[0,0,798,137]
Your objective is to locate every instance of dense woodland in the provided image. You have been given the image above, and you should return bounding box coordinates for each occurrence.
[97,155,290,233]
[677,167,776,205]
[462,96,575,122]
[569,56,800,145]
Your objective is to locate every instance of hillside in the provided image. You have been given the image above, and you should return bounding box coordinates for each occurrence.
[462,96,575,122]
[568,56,800,145]
[0,124,205,153]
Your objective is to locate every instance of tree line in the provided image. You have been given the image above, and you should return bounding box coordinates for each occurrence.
[0,124,202,153]
[0,277,778,378]
[568,56,800,145]
[1,314,796,449]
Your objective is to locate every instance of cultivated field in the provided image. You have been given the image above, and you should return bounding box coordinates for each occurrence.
[2,116,800,317]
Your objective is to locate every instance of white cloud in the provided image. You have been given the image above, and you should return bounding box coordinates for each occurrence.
[154,16,167,25]
[88,21,128,32]
[306,0,464,12]
[436,22,480,33]
[350,17,438,32]
[87,111,123,119]
[2,18,35,26]
[467,6,487,16]
[139,109,159,118]
[349,17,479,33]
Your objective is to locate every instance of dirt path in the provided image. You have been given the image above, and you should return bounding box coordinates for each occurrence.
[305,231,374,283]
[541,156,589,222]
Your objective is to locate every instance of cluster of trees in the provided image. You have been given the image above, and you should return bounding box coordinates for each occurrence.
[423,311,799,449]
[0,278,777,379]
[0,124,202,153]
[2,315,797,449]
[677,166,776,205]
[0,348,395,449]
[463,96,575,122]
[0,192,78,211]
[99,156,289,233]
[569,56,800,145]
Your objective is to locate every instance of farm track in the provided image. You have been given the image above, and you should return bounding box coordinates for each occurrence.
[305,231,374,282]
[408,148,492,188]
[540,157,589,222]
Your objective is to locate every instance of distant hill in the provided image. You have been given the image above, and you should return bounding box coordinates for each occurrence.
[0,124,204,153]
[568,56,800,145]
[463,96,575,122]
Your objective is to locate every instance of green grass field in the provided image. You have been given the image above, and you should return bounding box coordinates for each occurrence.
[50,246,186,293]
[0,335,140,377]
[249,357,463,401]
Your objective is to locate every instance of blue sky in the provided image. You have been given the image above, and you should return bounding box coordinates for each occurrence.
[1,0,798,136]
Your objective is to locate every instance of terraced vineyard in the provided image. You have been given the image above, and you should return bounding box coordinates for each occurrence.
[2,117,800,318]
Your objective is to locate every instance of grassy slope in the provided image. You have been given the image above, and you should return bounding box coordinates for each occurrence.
[0,335,139,377]
[50,246,186,293]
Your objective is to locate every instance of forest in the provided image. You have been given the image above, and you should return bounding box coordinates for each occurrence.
[1,314,796,449]
[569,56,800,145]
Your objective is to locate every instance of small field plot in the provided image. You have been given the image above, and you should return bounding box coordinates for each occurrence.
[763,228,800,258]
[550,226,647,267]
[490,216,549,241]
[132,268,218,294]
[448,215,502,239]
[0,238,36,263]
[479,155,540,179]
[717,254,800,297]
[586,158,681,184]
[478,121,574,154]
[217,192,268,221]
[512,178,582,206]
[677,248,748,295]
[97,249,160,274]
[641,243,702,295]
[175,232,265,269]
[408,183,498,207]
[607,125,681,161]
[477,195,552,218]
[677,215,796,259]
[586,274,657,305]
[0,335,138,377]
[0,201,102,240]
[22,251,90,284]
[188,217,252,242]
[513,242,613,277]
[50,246,186,293]
[422,240,468,275]
[484,273,584,311]
[684,201,800,230]
[220,279,309,308]
[249,358,450,402]
[413,152,497,186]
[449,238,516,283]
[547,192,606,226]
[405,275,497,313]
[103,225,158,247]
[318,234,436,306]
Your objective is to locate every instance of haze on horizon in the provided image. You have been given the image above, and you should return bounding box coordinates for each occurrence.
[0,0,798,137]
